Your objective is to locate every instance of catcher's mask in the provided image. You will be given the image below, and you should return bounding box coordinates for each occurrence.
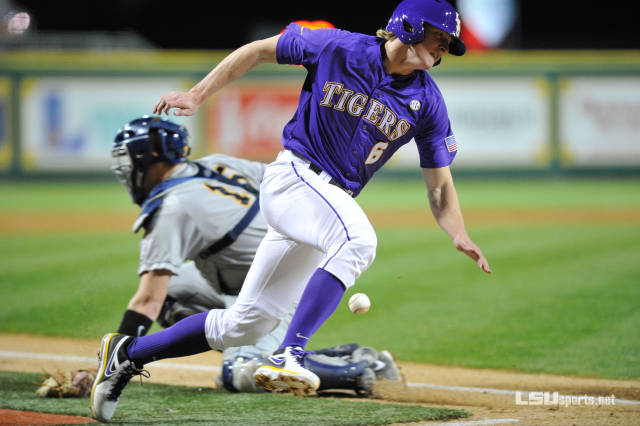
[386,0,466,65]
[111,115,191,205]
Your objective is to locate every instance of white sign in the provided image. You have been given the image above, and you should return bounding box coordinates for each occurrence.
[390,76,550,169]
[20,77,198,171]
[559,77,640,166]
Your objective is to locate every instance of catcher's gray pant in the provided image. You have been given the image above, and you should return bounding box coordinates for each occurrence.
[164,261,291,361]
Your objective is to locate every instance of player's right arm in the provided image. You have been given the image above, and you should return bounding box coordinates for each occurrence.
[153,34,281,117]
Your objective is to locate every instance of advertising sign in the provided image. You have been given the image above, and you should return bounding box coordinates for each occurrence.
[390,76,551,169]
[206,79,303,162]
[0,78,10,171]
[20,77,198,171]
[559,77,640,166]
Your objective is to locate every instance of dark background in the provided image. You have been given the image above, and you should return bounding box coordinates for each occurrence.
[10,0,640,50]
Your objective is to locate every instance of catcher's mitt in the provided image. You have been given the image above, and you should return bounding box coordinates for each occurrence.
[35,368,96,398]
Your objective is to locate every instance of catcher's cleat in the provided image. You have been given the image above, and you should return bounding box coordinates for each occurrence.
[375,350,402,381]
[90,333,149,422]
[254,346,320,396]
[305,354,376,396]
[220,356,265,393]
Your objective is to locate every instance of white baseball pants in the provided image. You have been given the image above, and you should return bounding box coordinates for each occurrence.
[204,150,377,350]
[166,261,292,361]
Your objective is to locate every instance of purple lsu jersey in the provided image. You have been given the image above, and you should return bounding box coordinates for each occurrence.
[276,22,457,198]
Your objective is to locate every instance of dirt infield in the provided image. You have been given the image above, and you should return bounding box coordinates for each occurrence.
[1,206,640,234]
[1,333,638,425]
[0,409,95,425]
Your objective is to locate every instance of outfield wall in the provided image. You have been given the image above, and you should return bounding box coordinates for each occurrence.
[1,49,639,177]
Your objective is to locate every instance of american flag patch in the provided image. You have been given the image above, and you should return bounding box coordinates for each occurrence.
[445,135,458,152]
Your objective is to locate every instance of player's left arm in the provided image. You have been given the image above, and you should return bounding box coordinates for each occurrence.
[422,166,492,274]
[127,270,172,320]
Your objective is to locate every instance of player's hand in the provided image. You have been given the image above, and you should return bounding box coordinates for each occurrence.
[453,235,492,274]
[153,91,199,116]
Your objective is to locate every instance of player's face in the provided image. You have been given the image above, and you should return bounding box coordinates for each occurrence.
[409,24,452,70]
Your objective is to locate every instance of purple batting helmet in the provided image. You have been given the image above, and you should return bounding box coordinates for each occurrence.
[387,0,466,56]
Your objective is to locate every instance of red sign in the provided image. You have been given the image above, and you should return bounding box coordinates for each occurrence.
[206,81,303,161]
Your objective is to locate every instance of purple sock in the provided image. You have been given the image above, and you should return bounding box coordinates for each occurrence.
[126,312,211,366]
[279,268,345,350]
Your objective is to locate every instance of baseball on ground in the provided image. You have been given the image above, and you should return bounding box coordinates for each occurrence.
[348,293,371,315]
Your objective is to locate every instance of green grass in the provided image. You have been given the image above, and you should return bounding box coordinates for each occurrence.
[1,178,639,379]
[359,176,640,208]
[1,181,136,213]
[0,371,468,425]
[316,225,640,379]
[2,178,638,212]
[0,233,139,338]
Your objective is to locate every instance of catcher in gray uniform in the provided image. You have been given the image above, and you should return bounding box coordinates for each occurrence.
[111,115,400,394]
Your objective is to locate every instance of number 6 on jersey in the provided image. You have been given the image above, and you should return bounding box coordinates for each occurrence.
[365,142,389,165]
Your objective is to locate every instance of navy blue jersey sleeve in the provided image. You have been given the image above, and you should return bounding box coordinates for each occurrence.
[276,22,339,67]
[414,87,457,169]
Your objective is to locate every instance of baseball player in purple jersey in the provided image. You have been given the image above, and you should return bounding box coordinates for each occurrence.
[91,0,491,421]
[108,115,400,396]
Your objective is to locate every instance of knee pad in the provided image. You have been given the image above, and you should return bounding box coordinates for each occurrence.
[157,296,200,328]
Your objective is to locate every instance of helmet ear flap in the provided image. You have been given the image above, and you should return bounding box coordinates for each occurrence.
[148,131,164,159]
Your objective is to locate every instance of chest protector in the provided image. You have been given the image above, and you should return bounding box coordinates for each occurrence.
[134,162,260,259]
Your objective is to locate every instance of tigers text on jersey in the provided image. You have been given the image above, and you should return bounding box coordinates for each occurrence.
[276,22,457,198]
[137,154,268,294]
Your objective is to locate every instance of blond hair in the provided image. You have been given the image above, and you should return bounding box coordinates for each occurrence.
[375,29,395,40]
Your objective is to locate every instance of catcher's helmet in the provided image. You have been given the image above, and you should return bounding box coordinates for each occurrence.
[386,0,466,56]
[111,115,191,205]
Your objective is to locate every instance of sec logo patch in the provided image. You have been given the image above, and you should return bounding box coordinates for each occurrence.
[409,100,421,111]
